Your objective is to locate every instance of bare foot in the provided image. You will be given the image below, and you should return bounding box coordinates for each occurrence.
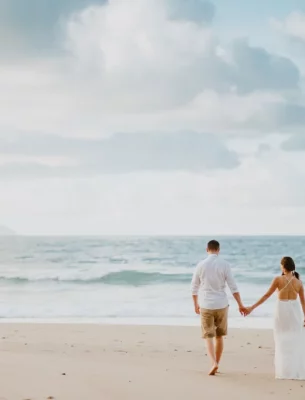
[209,364,218,376]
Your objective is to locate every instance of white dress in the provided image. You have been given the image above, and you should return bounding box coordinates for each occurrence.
[274,278,305,380]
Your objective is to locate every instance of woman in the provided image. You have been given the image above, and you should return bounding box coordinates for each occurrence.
[247,256,305,380]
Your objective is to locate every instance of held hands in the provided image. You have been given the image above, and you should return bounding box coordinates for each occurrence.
[246,306,254,316]
[239,305,254,317]
[194,303,254,316]
[239,305,248,316]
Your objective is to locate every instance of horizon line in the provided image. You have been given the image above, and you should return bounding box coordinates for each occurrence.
[2,233,305,238]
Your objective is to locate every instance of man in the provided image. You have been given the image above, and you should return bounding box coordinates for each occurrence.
[191,239,246,375]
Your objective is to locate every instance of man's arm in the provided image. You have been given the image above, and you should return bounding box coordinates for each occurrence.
[225,264,246,315]
[233,293,244,309]
[191,265,201,315]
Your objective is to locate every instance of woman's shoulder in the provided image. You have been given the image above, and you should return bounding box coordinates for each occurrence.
[270,276,282,286]
[272,275,302,287]
[274,275,299,281]
[294,277,303,287]
[273,275,288,285]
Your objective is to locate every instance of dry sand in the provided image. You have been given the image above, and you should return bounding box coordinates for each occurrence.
[0,324,304,400]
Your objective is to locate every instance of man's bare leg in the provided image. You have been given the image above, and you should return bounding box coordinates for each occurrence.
[215,336,224,369]
[205,338,218,375]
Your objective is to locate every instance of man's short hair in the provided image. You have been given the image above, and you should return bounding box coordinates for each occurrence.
[207,240,220,251]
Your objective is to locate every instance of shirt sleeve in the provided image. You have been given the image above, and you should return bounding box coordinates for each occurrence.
[191,264,201,295]
[225,263,239,294]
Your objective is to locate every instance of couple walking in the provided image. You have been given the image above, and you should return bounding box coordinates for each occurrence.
[191,240,305,379]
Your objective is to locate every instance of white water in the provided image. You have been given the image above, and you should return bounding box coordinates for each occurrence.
[0,235,303,328]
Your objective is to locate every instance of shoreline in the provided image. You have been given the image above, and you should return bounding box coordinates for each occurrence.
[0,323,303,399]
[0,316,274,329]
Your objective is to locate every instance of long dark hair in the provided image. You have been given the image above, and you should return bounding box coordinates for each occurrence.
[281,256,300,280]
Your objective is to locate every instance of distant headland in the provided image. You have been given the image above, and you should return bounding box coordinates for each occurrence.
[0,226,16,236]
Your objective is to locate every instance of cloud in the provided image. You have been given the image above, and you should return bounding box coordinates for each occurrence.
[166,0,216,25]
[0,131,239,178]
[1,0,305,235]
[256,143,271,157]
[272,12,305,43]
[230,39,300,93]
[0,0,106,55]
[0,0,303,139]
[1,149,305,235]
[281,134,305,151]
[64,5,300,100]
[242,102,305,132]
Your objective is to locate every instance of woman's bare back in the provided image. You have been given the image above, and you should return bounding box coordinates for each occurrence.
[277,275,302,300]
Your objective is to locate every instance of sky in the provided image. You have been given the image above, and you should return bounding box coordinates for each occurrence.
[1,0,305,236]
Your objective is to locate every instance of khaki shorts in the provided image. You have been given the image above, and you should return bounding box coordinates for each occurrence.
[200,306,229,339]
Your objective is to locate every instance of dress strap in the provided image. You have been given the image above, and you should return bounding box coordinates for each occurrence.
[279,277,296,292]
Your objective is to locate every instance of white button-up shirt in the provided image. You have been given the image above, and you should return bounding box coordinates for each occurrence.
[191,254,239,310]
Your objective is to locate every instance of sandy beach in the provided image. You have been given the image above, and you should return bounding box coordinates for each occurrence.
[0,324,303,400]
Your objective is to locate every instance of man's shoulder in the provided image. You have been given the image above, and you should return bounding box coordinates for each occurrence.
[194,258,209,272]
[217,256,230,266]
[195,259,205,269]
[197,256,212,265]
[208,255,230,264]
[197,256,229,265]
[196,256,231,268]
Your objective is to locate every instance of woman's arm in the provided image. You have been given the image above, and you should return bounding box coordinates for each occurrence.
[248,278,279,312]
[298,284,305,322]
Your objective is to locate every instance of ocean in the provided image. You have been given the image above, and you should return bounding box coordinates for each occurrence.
[0,236,304,328]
